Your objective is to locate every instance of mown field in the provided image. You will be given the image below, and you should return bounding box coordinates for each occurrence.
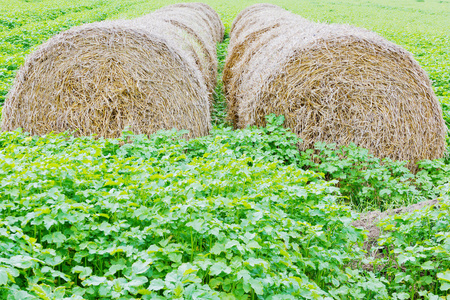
[0,0,450,299]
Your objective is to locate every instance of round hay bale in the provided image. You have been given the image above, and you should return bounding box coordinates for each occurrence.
[229,3,283,44]
[224,4,446,169]
[223,5,299,121]
[169,3,224,43]
[147,7,219,96]
[2,3,224,139]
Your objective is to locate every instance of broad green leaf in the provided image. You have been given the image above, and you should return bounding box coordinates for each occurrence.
[7,255,40,269]
[438,271,450,283]
[83,276,106,286]
[440,282,450,292]
[245,258,267,268]
[30,284,51,300]
[421,261,436,270]
[72,266,92,280]
[127,276,148,287]
[183,268,197,276]
[168,253,182,263]
[105,263,127,276]
[148,279,165,291]
[211,243,225,255]
[397,254,415,265]
[225,240,240,249]
[209,278,223,289]
[186,219,204,232]
[0,269,9,285]
[249,278,264,295]
[132,261,150,275]
[209,262,231,276]
[246,240,261,249]
[379,189,392,196]
[53,287,66,299]
[173,283,184,297]
[236,270,251,282]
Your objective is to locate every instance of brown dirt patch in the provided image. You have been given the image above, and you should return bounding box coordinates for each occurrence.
[351,199,440,270]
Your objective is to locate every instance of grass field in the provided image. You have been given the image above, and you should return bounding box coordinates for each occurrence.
[0,0,450,299]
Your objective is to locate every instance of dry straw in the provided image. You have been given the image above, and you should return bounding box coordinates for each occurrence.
[224,4,446,169]
[147,3,224,96]
[2,3,224,139]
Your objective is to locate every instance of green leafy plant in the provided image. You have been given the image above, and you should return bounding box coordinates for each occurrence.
[374,187,450,299]
[1,0,450,298]
[0,126,386,299]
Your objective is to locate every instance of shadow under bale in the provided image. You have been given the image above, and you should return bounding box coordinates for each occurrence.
[224,4,446,170]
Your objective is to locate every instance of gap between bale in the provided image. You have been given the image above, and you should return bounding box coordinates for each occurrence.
[223,4,446,170]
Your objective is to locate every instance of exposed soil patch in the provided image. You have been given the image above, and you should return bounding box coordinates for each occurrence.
[351,199,440,270]
[352,199,440,242]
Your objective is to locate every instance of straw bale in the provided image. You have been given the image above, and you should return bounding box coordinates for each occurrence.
[224,4,446,169]
[229,3,283,45]
[147,7,219,95]
[168,3,224,43]
[223,7,302,120]
[2,3,224,139]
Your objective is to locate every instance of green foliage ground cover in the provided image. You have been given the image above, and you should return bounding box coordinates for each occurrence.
[0,118,450,299]
[1,0,450,299]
